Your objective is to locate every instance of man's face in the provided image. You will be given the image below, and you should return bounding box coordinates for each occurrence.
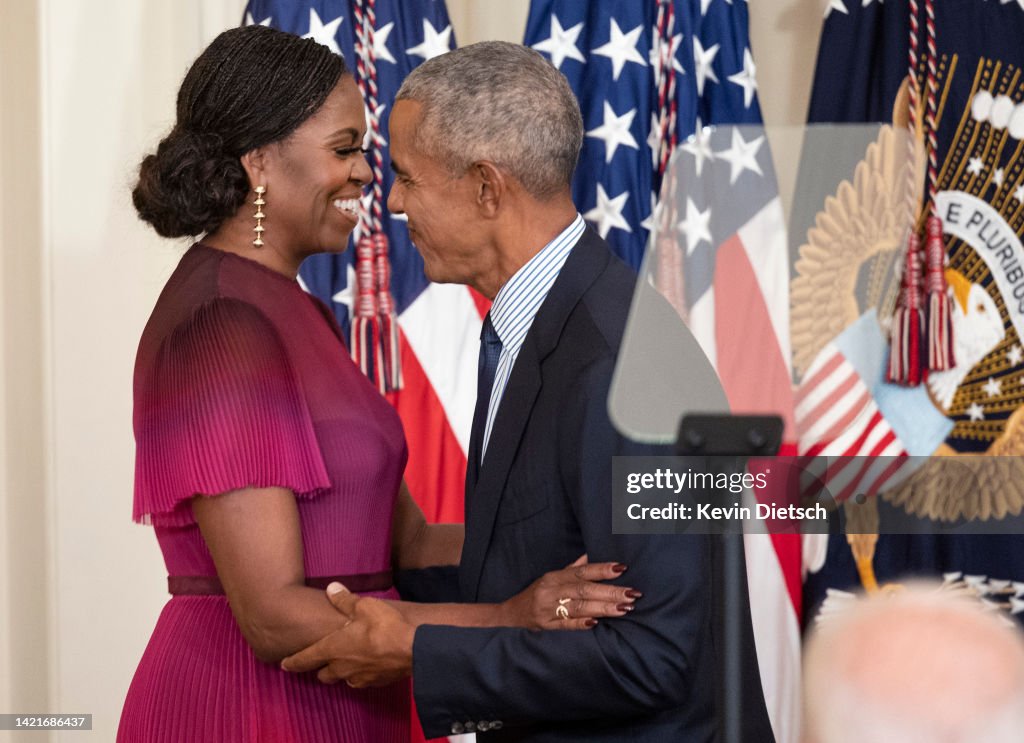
[387,99,487,285]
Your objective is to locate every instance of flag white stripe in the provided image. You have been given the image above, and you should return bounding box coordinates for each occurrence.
[799,380,871,446]
[828,404,882,454]
[793,361,856,423]
[802,342,839,381]
[688,286,718,370]
[745,532,802,743]
[737,198,791,368]
[858,413,893,454]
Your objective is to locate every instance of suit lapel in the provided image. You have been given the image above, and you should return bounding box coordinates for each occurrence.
[459,228,612,600]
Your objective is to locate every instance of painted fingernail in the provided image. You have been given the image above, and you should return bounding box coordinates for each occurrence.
[584,619,598,627]
[612,564,628,573]
[327,582,348,595]
[616,603,634,613]
[624,590,643,599]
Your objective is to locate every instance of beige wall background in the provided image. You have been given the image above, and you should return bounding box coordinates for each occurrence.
[0,1,825,740]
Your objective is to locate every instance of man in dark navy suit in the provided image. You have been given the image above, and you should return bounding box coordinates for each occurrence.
[284,41,773,743]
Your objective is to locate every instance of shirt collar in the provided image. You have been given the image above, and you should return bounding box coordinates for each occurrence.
[489,214,585,350]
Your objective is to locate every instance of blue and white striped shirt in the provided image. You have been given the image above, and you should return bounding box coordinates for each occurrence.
[480,213,586,460]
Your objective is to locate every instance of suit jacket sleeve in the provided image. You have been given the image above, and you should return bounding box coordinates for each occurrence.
[411,357,713,737]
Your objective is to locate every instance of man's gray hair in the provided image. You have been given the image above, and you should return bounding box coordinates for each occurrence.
[395,41,583,198]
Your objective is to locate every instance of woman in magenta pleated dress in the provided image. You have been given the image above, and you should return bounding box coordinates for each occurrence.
[119,25,635,743]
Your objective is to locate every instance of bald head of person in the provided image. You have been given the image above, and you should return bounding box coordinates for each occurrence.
[803,584,1024,743]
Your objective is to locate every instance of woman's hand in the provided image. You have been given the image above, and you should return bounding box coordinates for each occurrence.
[499,554,641,631]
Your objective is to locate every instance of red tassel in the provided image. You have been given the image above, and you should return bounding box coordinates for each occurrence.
[353,237,380,387]
[888,233,923,386]
[372,233,403,393]
[924,215,955,372]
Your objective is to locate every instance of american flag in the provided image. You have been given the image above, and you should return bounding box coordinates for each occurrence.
[795,312,915,504]
[242,2,473,741]
[525,2,799,742]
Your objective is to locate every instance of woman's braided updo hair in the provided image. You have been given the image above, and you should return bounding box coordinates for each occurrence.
[133,25,348,237]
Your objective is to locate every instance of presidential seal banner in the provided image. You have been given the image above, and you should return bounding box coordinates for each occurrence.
[795,0,1024,623]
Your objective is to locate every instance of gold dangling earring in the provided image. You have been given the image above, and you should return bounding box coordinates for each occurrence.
[253,185,266,247]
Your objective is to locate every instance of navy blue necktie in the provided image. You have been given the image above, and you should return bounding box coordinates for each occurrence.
[470,313,502,475]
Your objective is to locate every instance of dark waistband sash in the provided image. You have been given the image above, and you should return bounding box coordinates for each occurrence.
[168,570,393,596]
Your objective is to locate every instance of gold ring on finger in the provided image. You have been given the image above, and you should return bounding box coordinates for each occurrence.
[555,597,571,620]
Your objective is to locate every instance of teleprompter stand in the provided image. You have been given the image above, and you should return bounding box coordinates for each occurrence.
[676,414,784,743]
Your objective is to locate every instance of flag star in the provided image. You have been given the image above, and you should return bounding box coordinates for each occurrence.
[592,19,647,81]
[728,48,758,109]
[648,113,663,168]
[244,12,272,27]
[586,102,639,163]
[716,128,765,184]
[825,0,849,18]
[862,0,884,6]
[640,192,662,234]
[993,168,1006,188]
[1008,344,1024,367]
[330,263,358,314]
[678,198,713,255]
[700,0,715,14]
[584,184,632,239]
[693,38,720,96]
[406,20,453,61]
[373,22,397,64]
[967,157,984,176]
[966,402,986,421]
[302,9,344,56]
[531,15,585,70]
[681,119,715,176]
[983,377,1002,397]
[1014,184,1024,203]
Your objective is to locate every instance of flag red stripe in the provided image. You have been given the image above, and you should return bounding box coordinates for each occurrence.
[796,371,863,436]
[713,235,796,439]
[714,236,799,620]
[806,390,873,445]
[866,429,897,458]
[469,286,491,319]
[769,533,803,623]
[866,453,910,497]
[793,351,844,406]
[835,457,880,502]
[387,330,467,524]
[840,410,884,457]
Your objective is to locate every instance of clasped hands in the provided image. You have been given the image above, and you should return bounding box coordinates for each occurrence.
[281,555,639,687]
[282,583,416,688]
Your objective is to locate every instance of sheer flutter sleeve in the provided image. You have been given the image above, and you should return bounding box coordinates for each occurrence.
[133,297,331,526]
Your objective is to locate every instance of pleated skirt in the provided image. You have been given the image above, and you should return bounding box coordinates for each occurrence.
[117,595,409,742]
